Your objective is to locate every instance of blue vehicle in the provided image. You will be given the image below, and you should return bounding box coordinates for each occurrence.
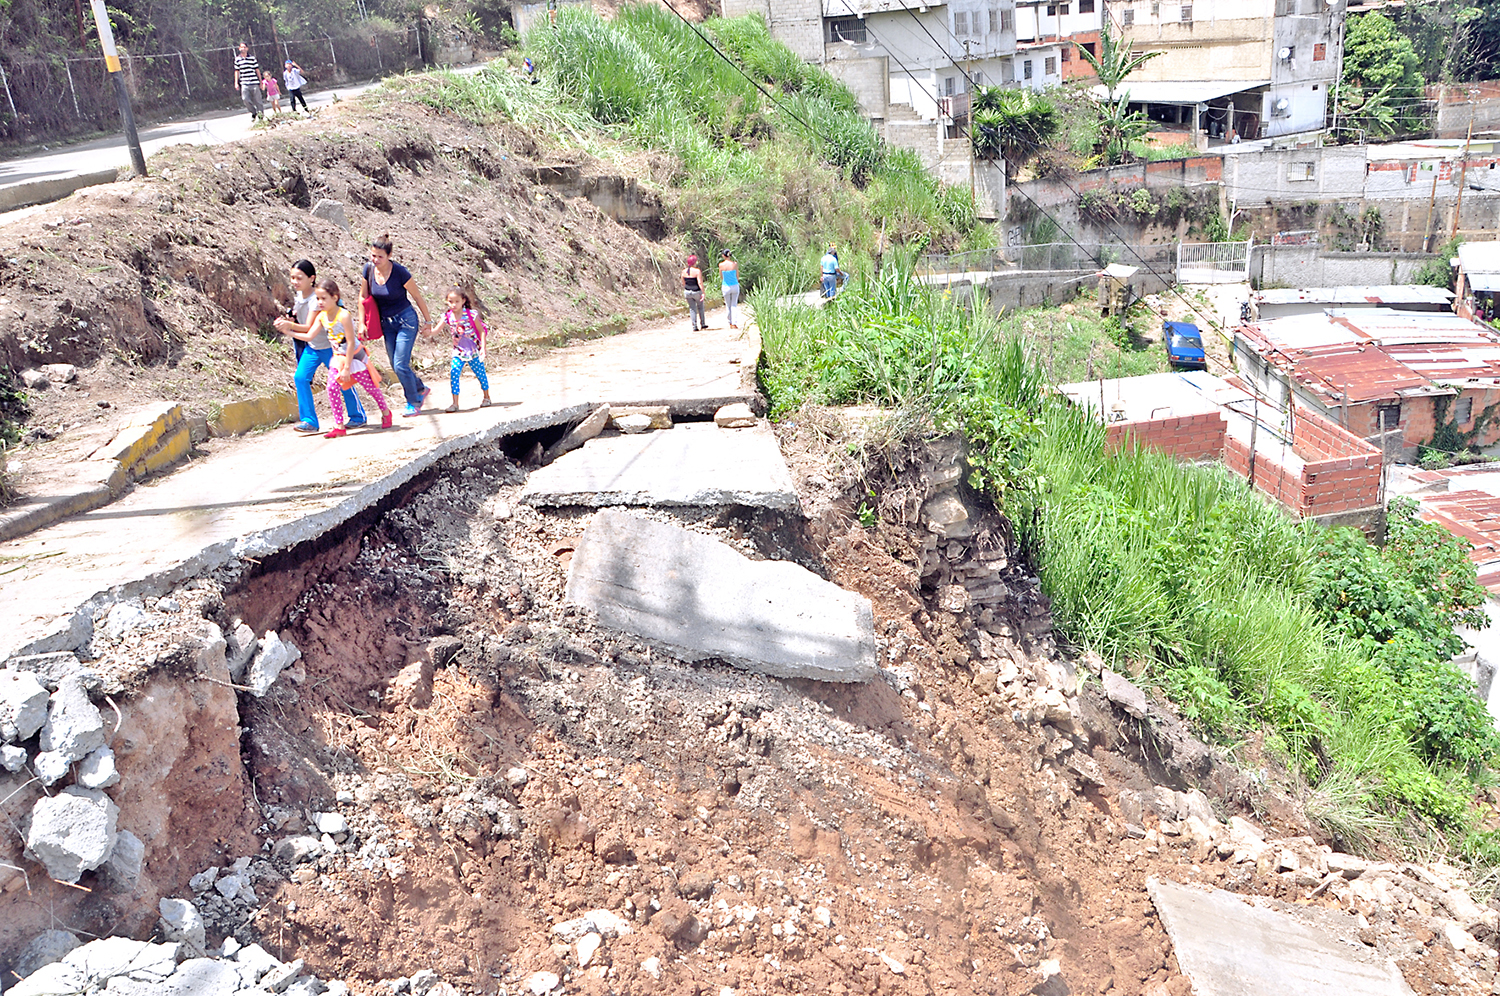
[1164,321,1207,370]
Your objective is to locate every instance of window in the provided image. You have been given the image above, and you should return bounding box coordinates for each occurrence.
[1079,0,1094,10]
[1313,42,1327,60]
[1060,3,1070,12]
[1377,404,1401,431]
[973,70,985,85]
[1002,61,1016,82]
[1457,396,1475,424]
[1150,1,1159,15]
[825,16,867,43]
[1001,8,1015,30]
[1061,44,1072,61]
[1046,4,1056,13]
[1082,41,1096,55]
[1276,0,1296,13]
[955,10,969,33]
[1044,55,1058,74]
[1023,59,1034,79]
[989,9,998,31]
[945,76,957,95]
[1288,161,1315,179]
[1180,3,1192,21]
[1122,8,1135,25]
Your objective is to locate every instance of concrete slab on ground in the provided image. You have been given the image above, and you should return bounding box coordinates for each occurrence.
[0,311,756,660]
[565,509,877,683]
[1148,878,1415,996]
[520,422,799,511]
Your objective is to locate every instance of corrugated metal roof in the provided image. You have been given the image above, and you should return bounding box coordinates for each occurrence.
[1240,309,1500,403]
[1458,242,1500,293]
[1254,286,1454,307]
[1418,490,1500,591]
[1093,80,1270,105]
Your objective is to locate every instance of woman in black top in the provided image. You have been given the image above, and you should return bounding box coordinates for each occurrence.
[682,255,706,332]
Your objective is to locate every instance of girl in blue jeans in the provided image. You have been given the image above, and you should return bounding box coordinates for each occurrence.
[274,259,366,433]
[360,234,436,417]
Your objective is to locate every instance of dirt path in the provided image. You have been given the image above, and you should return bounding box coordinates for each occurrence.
[0,304,753,660]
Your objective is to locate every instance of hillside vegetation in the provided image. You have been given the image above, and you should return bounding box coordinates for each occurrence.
[393,7,990,290]
[757,261,1500,881]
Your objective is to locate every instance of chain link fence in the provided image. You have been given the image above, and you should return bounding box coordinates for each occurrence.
[0,26,424,144]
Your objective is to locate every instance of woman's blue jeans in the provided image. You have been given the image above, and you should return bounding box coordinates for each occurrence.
[294,344,364,429]
[381,305,427,407]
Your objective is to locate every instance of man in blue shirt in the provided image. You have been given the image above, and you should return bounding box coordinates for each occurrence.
[821,244,843,299]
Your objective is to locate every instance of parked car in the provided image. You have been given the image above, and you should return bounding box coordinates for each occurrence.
[1164,321,1207,370]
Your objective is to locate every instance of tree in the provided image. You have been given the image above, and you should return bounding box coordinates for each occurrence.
[1077,18,1158,164]
[971,86,1059,178]
[1078,17,1158,104]
[1338,12,1426,135]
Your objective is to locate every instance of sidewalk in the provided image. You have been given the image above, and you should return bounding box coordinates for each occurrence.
[0,307,756,660]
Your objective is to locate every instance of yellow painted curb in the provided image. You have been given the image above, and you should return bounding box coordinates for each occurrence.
[210,393,298,436]
[107,402,187,480]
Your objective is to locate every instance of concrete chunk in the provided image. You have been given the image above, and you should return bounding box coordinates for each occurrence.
[104,829,146,891]
[247,632,301,698]
[25,786,119,883]
[225,621,257,683]
[0,742,27,771]
[1148,877,1414,996]
[0,668,51,742]
[1102,668,1149,719]
[713,402,757,428]
[77,745,120,789]
[13,929,80,978]
[543,404,611,463]
[309,198,350,232]
[163,957,243,995]
[39,677,105,763]
[566,509,876,682]
[522,422,800,512]
[158,898,206,954]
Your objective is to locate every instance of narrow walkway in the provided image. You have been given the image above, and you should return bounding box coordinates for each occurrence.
[0,307,755,659]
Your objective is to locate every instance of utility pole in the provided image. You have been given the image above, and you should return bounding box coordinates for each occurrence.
[1421,168,1439,252]
[88,0,146,176]
[965,39,975,208]
[1450,119,1473,240]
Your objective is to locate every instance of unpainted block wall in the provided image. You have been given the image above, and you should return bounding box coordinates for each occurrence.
[1105,412,1227,462]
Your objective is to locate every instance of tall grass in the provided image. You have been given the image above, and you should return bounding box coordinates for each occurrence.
[756,258,1486,841]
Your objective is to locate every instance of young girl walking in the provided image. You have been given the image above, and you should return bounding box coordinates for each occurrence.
[261,70,282,113]
[439,287,493,412]
[314,278,392,437]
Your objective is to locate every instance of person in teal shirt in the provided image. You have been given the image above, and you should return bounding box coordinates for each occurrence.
[821,244,844,299]
[719,250,740,329]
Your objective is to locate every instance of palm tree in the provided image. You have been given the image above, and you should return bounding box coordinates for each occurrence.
[1078,18,1159,163]
[971,86,1060,178]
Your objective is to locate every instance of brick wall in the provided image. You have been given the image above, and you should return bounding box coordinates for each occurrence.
[1223,435,1307,511]
[1289,408,1383,515]
[1105,412,1227,461]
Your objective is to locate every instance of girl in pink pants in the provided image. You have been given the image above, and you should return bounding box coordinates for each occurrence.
[312,278,392,437]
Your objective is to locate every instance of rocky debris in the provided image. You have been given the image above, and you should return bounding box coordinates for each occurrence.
[542,403,610,463]
[272,835,323,865]
[38,676,106,764]
[159,897,206,953]
[1,742,27,771]
[42,363,78,384]
[0,668,50,742]
[25,785,119,883]
[7,928,352,996]
[609,405,672,430]
[1101,667,1148,719]
[309,197,350,232]
[247,631,301,697]
[613,413,655,434]
[566,509,877,682]
[387,657,434,709]
[225,621,257,682]
[20,368,51,390]
[713,402,757,428]
[102,601,152,643]
[76,745,120,789]
[13,928,81,977]
[103,829,145,892]
[525,971,561,994]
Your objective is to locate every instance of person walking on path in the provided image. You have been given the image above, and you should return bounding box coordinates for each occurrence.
[440,287,493,412]
[274,259,367,434]
[682,255,706,332]
[361,234,435,417]
[315,278,392,438]
[232,43,264,121]
[262,70,282,114]
[820,244,845,300]
[283,60,310,113]
[718,250,740,330]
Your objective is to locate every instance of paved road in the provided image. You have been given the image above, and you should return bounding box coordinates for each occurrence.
[0,306,754,660]
[0,62,488,193]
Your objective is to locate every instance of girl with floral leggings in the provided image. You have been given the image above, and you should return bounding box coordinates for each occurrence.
[314,278,392,438]
[440,286,493,412]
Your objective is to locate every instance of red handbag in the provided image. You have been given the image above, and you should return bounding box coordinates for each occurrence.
[358,295,383,342]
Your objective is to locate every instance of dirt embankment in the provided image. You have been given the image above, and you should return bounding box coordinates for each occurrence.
[0,95,679,470]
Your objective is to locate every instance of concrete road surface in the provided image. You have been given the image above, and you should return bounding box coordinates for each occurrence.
[0,62,490,199]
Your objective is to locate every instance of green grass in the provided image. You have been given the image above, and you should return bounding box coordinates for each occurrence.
[756,257,1495,853]
[1000,297,1168,383]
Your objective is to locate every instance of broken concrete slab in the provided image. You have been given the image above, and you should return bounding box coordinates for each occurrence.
[13,928,81,977]
[103,828,145,891]
[39,676,106,763]
[543,404,611,464]
[247,632,301,698]
[522,422,800,512]
[25,785,120,883]
[77,745,120,789]
[0,668,51,742]
[714,402,757,428]
[565,509,876,683]
[609,405,672,430]
[1148,877,1415,996]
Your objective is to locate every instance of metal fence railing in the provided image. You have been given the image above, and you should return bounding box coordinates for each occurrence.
[1177,239,1253,284]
